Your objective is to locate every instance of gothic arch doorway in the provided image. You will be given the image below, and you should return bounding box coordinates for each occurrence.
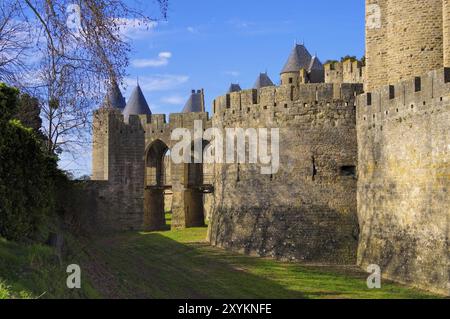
[144,139,172,230]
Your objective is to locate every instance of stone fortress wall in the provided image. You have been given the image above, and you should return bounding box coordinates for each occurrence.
[86,0,450,296]
[91,106,213,231]
[365,0,448,91]
[89,79,364,264]
[357,0,450,294]
[357,69,450,295]
[207,83,363,263]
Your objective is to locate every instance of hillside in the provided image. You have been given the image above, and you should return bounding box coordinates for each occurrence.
[0,225,439,299]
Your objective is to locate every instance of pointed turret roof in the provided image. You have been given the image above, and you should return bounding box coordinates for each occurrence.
[253,72,274,89]
[228,83,242,93]
[182,89,205,113]
[104,80,126,110]
[308,56,324,72]
[123,84,151,118]
[281,44,313,74]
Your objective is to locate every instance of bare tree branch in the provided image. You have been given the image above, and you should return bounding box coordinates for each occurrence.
[0,0,169,160]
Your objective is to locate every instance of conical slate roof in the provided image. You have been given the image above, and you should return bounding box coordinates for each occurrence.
[254,73,274,89]
[228,83,242,93]
[281,44,313,74]
[123,84,151,118]
[182,90,204,113]
[104,81,126,110]
[308,56,324,72]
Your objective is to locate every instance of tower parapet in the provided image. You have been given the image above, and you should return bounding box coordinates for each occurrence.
[213,83,363,117]
[325,59,364,84]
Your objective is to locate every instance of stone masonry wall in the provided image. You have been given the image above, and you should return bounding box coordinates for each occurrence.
[91,109,214,232]
[90,109,147,231]
[325,60,364,84]
[365,0,388,91]
[208,83,363,264]
[365,0,444,91]
[356,68,450,295]
[444,0,450,67]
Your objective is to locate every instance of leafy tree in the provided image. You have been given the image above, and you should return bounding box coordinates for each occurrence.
[1,0,168,156]
[0,83,57,241]
[0,83,18,122]
[341,55,358,63]
[15,93,42,132]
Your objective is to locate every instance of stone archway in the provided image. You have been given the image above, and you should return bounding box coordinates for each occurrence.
[183,139,213,227]
[143,139,171,231]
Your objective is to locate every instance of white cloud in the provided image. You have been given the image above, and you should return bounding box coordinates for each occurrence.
[131,51,172,68]
[114,18,158,40]
[160,95,187,105]
[227,19,255,29]
[125,74,189,92]
[224,71,240,77]
[187,26,198,33]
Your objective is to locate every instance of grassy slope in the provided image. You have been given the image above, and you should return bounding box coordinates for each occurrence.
[0,212,440,299]
[0,236,100,299]
[82,220,439,299]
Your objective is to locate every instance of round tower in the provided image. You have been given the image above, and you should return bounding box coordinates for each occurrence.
[386,0,443,84]
[280,44,313,86]
[444,0,450,67]
[365,0,389,91]
[365,0,444,90]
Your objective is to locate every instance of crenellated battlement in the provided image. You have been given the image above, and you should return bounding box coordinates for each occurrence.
[357,68,450,125]
[94,107,211,134]
[324,59,365,84]
[213,83,363,117]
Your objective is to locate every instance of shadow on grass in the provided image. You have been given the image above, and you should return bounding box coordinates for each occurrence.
[86,230,307,299]
[84,229,441,299]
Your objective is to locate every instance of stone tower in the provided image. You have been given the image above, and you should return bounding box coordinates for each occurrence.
[280,44,324,86]
[253,72,274,89]
[365,0,444,90]
[444,0,450,67]
[182,89,205,113]
[360,0,450,295]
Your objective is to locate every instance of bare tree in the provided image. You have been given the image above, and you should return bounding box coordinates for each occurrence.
[0,0,168,155]
[0,2,33,84]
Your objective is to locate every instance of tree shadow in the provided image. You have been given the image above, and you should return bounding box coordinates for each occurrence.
[86,231,307,299]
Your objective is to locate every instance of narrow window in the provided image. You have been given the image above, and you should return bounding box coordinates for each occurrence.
[236,163,240,182]
[312,156,317,181]
[340,165,356,178]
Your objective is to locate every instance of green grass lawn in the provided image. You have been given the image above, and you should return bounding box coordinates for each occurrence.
[0,223,441,299]
[0,236,99,299]
[81,226,440,299]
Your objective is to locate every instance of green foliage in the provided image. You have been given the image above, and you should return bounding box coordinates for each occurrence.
[324,60,339,66]
[0,236,99,299]
[341,55,358,63]
[0,83,58,242]
[83,228,439,299]
[0,83,19,123]
[361,55,366,66]
[15,94,42,132]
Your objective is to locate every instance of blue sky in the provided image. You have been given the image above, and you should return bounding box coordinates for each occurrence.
[63,0,365,176]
